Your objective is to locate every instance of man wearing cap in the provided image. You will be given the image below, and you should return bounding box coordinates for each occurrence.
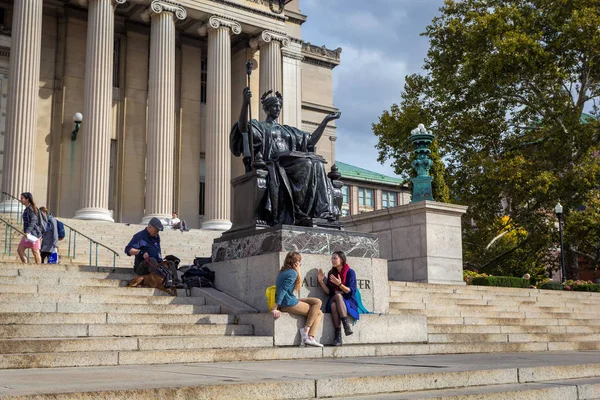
[125,218,181,285]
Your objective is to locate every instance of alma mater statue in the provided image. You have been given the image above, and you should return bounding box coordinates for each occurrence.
[230,87,342,227]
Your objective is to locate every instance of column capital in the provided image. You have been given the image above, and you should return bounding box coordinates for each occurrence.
[250,30,290,50]
[141,0,187,22]
[197,15,242,36]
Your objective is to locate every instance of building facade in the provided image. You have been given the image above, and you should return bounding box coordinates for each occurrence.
[0,0,340,229]
[336,161,410,216]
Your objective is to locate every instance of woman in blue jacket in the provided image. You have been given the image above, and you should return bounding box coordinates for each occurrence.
[318,251,358,346]
[17,192,43,264]
[272,251,324,347]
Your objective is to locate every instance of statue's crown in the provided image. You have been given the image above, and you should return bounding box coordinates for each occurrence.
[261,90,283,105]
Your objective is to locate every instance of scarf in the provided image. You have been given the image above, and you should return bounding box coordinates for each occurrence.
[327,263,350,289]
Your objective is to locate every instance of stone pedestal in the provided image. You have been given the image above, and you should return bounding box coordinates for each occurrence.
[210,251,389,315]
[343,201,468,285]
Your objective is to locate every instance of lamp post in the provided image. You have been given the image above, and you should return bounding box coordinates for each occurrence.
[71,112,83,141]
[555,202,566,283]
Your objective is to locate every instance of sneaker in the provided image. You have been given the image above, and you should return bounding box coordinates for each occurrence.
[299,328,308,346]
[304,337,324,347]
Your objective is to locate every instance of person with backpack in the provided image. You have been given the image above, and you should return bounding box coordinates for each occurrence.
[17,192,43,264]
[39,207,58,263]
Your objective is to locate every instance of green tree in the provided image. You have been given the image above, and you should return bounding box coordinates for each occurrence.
[374,0,600,278]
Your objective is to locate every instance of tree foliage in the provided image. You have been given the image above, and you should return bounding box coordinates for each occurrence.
[374,0,600,277]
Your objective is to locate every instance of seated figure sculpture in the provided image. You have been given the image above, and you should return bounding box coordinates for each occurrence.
[230,87,342,227]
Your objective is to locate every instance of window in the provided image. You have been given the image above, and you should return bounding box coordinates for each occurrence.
[200,57,207,104]
[382,191,397,208]
[341,208,350,217]
[341,185,349,205]
[113,37,121,88]
[199,153,206,215]
[358,187,374,207]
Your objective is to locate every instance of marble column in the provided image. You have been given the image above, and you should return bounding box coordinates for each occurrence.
[141,1,186,224]
[250,31,289,121]
[198,16,241,231]
[0,0,43,212]
[74,0,126,222]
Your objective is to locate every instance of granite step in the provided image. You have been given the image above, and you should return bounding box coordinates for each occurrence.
[0,292,207,306]
[0,302,220,314]
[0,323,253,338]
[0,312,233,325]
[0,335,273,354]
[428,324,600,334]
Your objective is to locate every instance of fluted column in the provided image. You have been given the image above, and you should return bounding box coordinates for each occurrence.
[250,31,288,121]
[198,16,241,231]
[141,1,186,224]
[281,42,303,127]
[0,0,43,212]
[74,0,126,222]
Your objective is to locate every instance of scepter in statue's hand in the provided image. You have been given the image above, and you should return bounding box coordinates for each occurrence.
[245,60,266,170]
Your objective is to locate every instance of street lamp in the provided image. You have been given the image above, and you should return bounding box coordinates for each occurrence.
[555,202,566,283]
[71,112,83,141]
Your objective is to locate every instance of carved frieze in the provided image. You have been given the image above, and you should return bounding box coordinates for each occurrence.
[302,42,342,61]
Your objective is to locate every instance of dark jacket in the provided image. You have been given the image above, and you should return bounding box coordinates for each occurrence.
[124,229,162,266]
[23,205,42,238]
[41,215,58,253]
[275,268,299,308]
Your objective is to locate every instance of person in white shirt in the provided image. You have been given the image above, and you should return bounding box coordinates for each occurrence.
[168,212,188,232]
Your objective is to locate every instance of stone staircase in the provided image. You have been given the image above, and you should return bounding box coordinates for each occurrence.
[0,261,276,369]
[389,281,600,354]
[0,216,222,267]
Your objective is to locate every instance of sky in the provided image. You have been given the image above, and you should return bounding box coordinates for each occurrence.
[300,0,445,178]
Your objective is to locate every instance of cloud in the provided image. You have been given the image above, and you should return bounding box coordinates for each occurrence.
[300,0,445,178]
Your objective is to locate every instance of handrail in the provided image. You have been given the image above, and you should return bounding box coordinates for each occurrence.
[0,214,31,262]
[1,191,119,271]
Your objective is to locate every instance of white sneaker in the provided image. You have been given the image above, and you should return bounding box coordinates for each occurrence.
[299,328,308,347]
[304,337,324,347]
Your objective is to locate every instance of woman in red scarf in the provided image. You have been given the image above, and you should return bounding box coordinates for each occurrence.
[317,251,359,346]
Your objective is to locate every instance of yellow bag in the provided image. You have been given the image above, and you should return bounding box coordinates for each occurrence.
[265,285,276,310]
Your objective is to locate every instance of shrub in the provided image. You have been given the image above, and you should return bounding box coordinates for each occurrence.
[470,276,530,288]
[463,270,487,284]
[540,282,563,291]
[571,284,600,293]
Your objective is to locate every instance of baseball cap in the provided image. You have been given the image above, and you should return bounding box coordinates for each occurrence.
[148,217,164,231]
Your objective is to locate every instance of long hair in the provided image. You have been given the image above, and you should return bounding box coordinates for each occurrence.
[328,250,347,275]
[21,192,38,215]
[280,251,302,292]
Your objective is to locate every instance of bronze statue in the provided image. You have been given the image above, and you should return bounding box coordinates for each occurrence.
[230,86,342,227]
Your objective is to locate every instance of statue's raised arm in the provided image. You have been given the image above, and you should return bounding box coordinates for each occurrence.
[308,112,342,148]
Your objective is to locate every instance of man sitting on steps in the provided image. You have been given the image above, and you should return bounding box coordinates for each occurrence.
[124,218,182,287]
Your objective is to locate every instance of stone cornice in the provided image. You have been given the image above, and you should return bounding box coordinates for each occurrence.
[302,42,341,61]
[141,0,187,21]
[285,9,307,25]
[249,30,289,49]
[206,0,286,21]
[197,15,242,36]
[281,48,303,61]
[302,120,337,130]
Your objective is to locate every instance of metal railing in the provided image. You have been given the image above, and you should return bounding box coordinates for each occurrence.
[0,192,119,271]
[0,215,31,263]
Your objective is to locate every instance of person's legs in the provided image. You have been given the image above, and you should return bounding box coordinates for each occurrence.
[299,298,323,337]
[40,252,50,263]
[167,261,182,284]
[281,301,323,346]
[172,222,181,230]
[17,244,27,263]
[31,249,41,264]
[332,293,353,336]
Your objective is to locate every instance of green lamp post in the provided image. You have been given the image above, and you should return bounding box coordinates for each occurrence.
[409,123,435,203]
